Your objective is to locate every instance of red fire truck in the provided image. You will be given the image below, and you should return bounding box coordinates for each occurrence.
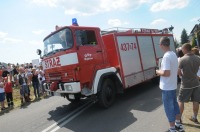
[37,21,175,108]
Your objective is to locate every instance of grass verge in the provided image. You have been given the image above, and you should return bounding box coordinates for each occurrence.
[0,86,43,115]
[182,102,200,132]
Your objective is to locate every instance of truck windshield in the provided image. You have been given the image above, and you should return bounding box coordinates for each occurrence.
[43,28,73,56]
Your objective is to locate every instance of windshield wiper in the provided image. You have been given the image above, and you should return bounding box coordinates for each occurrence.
[44,49,66,57]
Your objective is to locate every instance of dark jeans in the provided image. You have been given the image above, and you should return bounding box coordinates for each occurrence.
[33,81,40,98]
[6,92,13,106]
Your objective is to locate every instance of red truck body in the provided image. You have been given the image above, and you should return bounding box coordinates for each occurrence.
[40,25,175,107]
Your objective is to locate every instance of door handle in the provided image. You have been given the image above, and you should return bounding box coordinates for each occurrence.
[96,50,102,53]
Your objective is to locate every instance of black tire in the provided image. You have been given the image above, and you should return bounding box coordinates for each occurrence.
[98,79,116,108]
[66,94,81,103]
[151,76,160,84]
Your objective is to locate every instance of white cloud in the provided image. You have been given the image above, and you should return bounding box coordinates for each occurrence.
[32,30,46,35]
[29,40,43,46]
[0,31,22,44]
[30,0,59,7]
[150,18,167,25]
[30,0,151,16]
[150,0,189,12]
[0,31,8,39]
[3,38,22,43]
[190,17,200,22]
[108,19,122,27]
[64,9,96,16]
[108,19,129,27]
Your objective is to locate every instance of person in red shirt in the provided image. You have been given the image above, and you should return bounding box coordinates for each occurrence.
[4,76,14,107]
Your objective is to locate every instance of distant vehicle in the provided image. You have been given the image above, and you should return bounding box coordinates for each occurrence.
[37,19,175,108]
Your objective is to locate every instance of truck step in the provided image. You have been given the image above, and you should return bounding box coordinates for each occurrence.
[81,88,93,96]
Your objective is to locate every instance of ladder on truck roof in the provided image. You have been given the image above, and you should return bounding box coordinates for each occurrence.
[101,27,173,35]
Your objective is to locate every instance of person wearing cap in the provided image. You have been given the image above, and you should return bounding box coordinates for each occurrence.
[4,76,14,107]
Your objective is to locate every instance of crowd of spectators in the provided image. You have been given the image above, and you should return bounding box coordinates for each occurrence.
[0,62,46,111]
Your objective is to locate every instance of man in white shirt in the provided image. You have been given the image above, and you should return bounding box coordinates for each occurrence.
[156,36,184,132]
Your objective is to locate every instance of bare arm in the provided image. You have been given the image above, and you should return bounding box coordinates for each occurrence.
[178,68,182,76]
[156,70,170,77]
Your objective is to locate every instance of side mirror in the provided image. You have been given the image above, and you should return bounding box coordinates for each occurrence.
[37,49,43,59]
[37,49,42,55]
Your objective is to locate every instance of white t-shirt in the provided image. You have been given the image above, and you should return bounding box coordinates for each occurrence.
[159,51,178,90]
[38,70,45,83]
[0,87,5,93]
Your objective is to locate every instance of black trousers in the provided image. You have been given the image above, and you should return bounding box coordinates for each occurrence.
[6,92,13,106]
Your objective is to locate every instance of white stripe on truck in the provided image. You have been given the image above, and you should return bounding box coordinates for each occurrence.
[42,52,78,70]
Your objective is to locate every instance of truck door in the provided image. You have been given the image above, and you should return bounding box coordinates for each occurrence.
[75,29,104,84]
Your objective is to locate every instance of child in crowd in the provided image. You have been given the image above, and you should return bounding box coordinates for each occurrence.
[0,82,6,110]
[4,76,14,107]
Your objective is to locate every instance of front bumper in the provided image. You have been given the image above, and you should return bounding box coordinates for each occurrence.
[44,82,81,94]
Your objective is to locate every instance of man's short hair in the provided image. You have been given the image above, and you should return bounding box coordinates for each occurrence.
[160,36,170,47]
[182,43,192,52]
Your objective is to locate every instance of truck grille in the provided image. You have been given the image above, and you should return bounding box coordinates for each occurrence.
[45,70,75,82]
[49,72,62,81]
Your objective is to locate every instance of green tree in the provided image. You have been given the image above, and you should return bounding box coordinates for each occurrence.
[197,32,200,46]
[181,28,189,44]
[174,38,180,48]
[191,37,197,48]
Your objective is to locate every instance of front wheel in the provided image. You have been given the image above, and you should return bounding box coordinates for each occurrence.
[98,79,116,108]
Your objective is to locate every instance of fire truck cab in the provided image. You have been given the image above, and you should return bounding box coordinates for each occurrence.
[37,21,175,108]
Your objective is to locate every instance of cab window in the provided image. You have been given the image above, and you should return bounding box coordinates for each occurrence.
[75,30,97,46]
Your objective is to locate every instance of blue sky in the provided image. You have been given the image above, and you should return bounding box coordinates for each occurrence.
[0,0,199,64]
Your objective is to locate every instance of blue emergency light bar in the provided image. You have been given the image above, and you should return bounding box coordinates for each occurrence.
[72,18,79,26]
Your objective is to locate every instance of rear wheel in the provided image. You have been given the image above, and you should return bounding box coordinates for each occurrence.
[98,79,116,108]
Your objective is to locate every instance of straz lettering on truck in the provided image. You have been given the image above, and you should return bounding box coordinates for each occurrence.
[44,57,61,69]
[120,43,137,51]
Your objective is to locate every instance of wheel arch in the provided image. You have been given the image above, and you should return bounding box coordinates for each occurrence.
[92,67,123,94]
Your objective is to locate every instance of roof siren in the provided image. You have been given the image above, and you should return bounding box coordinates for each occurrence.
[72,18,79,26]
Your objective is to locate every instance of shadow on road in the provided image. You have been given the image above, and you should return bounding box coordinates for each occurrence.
[47,100,89,122]
[183,123,200,129]
[118,80,162,112]
[47,81,163,132]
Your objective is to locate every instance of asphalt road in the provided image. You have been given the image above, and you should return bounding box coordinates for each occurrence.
[0,81,169,132]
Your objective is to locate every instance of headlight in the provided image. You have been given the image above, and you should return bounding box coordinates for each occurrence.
[64,85,73,91]
[59,84,62,90]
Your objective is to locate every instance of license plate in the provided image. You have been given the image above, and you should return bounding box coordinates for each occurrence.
[69,94,75,99]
